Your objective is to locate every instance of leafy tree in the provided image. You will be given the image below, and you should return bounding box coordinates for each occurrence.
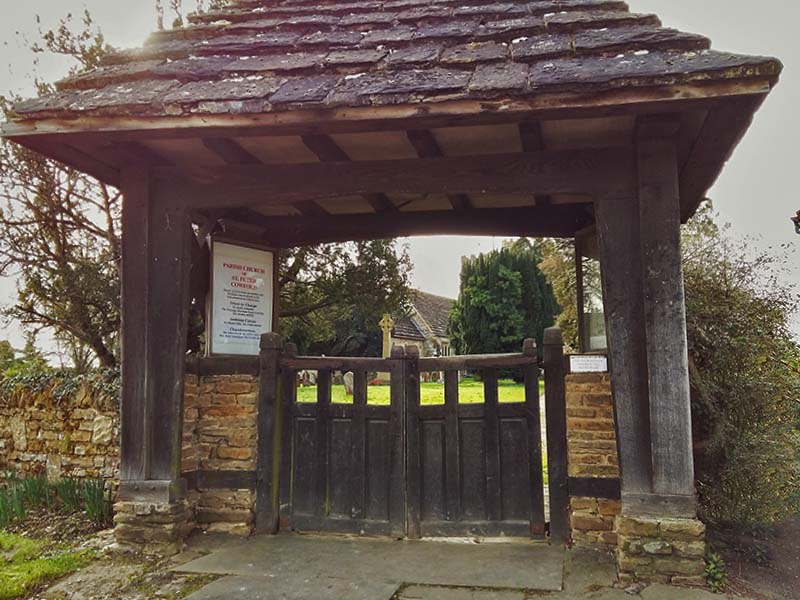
[449,239,557,356]
[0,341,16,373]
[0,13,120,370]
[683,206,800,526]
[279,240,413,356]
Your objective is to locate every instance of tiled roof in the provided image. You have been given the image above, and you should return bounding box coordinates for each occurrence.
[9,0,781,121]
[393,317,426,341]
[411,290,454,338]
[393,290,455,341]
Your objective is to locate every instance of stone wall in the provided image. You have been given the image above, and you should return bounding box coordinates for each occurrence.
[615,514,707,586]
[182,373,258,535]
[0,383,119,481]
[565,372,621,549]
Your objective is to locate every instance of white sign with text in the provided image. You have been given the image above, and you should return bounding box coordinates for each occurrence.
[569,355,609,373]
[210,241,274,356]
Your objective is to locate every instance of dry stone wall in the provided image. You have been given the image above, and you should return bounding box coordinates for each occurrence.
[0,383,119,481]
[565,372,621,549]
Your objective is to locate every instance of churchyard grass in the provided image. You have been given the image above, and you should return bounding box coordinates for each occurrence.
[0,532,94,599]
[296,377,543,404]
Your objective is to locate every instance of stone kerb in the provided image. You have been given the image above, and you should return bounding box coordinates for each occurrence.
[565,372,621,549]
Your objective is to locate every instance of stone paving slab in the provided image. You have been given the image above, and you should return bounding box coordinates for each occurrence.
[397,584,527,600]
[184,574,400,600]
[176,535,564,593]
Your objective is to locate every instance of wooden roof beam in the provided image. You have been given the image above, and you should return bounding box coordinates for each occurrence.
[237,204,594,247]
[202,137,329,217]
[518,121,551,207]
[406,129,473,211]
[301,134,397,214]
[158,147,636,210]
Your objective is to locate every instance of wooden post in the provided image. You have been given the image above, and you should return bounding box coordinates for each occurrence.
[120,168,150,483]
[595,195,653,497]
[523,338,546,534]
[404,344,422,540]
[543,328,569,543]
[119,170,191,503]
[255,332,282,534]
[637,118,696,507]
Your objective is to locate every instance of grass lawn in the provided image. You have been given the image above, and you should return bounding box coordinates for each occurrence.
[0,531,94,599]
[296,377,544,405]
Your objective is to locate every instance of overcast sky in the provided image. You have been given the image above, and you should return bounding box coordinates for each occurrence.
[1,0,798,353]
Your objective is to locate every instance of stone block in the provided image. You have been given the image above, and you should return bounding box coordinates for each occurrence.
[571,514,613,532]
[10,416,27,451]
[570,497,597,511]
[597,499,621,516]
[659,517,706,541]
[216,446,254,461]
[643,541,672,555]
[616,515,660,537]
[92,414,115,445]
[673,540,706,558]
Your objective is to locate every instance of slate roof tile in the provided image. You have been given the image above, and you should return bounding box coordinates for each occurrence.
[9,0,782,122]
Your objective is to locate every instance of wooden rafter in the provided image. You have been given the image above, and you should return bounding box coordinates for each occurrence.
[202,137,329,217]
[406,129,472,210]
[301,134,396,214]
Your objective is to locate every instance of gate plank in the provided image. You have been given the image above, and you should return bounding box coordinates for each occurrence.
[389,351,407,538]
[314,370,332,518]
[350,370,367,520]
[404,347,422,539]
[483,369,502,522]
[444,370,461,523]
[524,352,546,534]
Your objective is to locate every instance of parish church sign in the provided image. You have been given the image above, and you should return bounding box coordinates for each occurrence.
[209,240,275,356]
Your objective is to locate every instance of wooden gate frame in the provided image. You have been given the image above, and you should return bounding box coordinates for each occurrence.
[255,332,570,542]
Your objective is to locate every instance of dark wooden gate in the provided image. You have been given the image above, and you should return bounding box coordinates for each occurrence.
[277,348,406,536]
[260,337,562,540]
[407,342,546,538]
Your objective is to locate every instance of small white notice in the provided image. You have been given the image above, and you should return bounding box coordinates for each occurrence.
[570,355,608,373]
[210,241,274,356]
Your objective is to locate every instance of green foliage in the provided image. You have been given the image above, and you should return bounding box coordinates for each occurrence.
[704,550,727,592]
[54,479,83,514]
[18,474,51,510]
[0,532,94,600]
[0,486,25,529]
[279,240,413,356]
[81,479,112,527]
[0,368,119,407]
[449,239,557,356]
[684,205,800,527]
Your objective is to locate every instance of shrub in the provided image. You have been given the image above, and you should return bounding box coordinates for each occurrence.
[683,207,800,527]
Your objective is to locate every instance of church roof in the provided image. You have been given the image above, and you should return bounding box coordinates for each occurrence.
[394,290,455,341]
[8,0,781,123]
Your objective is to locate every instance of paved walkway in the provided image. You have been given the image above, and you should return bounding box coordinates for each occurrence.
[172,534,735,600]
[176,534,563,598]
